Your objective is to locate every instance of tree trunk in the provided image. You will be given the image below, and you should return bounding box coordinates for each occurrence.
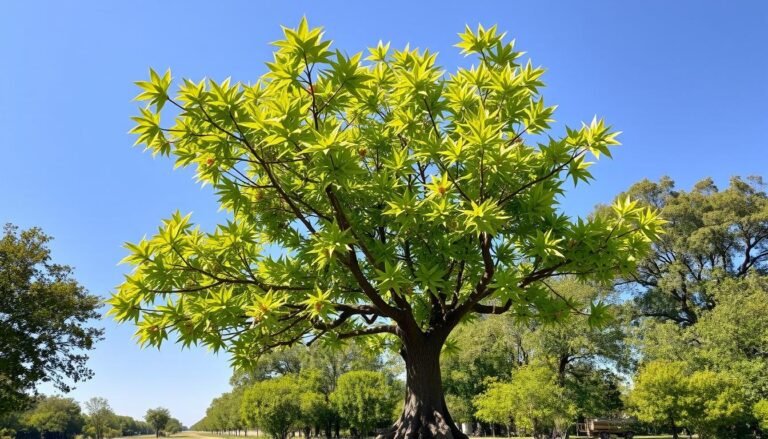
[377,331,466,439]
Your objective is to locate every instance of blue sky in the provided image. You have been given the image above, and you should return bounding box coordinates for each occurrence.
[1,0,766,426]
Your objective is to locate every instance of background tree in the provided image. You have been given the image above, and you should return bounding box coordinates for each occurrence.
[0,225,103,411]
[627,361,689,439]
[441,314,523,416]
[442,278,627,428]
[84,397,115,439]
[114,415,153,437]
[474,364,574,438]
[331,371,397,438]
[109,19,664,439]
[618,176,768,325]
[628,257,768,434]
[144,408,171,438]
[165,418,183,436]
[681,370,747,439]
[240,376,302,439]
[522,279,629,384]
[229,345,306,387]
[23,396,84,439]
[619,176,768,436]
[298,389,328,439]
[472,380,514,436]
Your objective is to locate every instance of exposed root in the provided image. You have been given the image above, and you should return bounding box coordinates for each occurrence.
[376,407,467,439]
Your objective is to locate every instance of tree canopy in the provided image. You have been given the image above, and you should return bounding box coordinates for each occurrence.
[0,225,103,412]
[23,397,84,439]
[619,176,768,325]
[109,18,663,439]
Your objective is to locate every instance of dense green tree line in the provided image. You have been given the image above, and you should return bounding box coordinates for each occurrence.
[193,344,400,439]
[0,396,159,439]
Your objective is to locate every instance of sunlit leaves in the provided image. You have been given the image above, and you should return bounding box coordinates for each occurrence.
[461,200,509,235]
[273,17,333,65]
[455,24,506,57]
[135,68,172,111]
[308,222,355,268]
[374,261,410,296]
[114,19,665,368]
[129,107,168,156]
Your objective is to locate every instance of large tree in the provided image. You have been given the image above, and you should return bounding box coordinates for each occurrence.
[618,176,768,325]
[0,224,103,411]
[108,19,663,439]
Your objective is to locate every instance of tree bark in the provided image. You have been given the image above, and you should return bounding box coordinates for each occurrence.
[377,329,467,439]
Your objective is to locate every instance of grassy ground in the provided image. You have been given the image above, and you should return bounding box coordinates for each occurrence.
[183,433,681,439]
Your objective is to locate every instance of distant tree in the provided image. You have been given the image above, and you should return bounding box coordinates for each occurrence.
[229,345,307,387]
[298,389,328,439]
[564,366,623,419]
[24,396,85,439]
[208,391,246,435]
[474,365,574,438]
[0,225,103,411]
[241,376,302,439]
[473,381,514,434]
[110,18,664,439]
[443,278,627,422]
[114,415,150,436]
[681,370,747,439]
[84,397,115,439]
[627,361,689,439]
[145,408,171,438]
[0,410,22,439]
[441,315,524,411]
[165,418,182,435]
[331,371,397,438]
[620,176,768,436]
[522,278,630,383]
[618,176,768,325]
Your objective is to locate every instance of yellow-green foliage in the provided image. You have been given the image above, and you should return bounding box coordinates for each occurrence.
[754,399,768,430]
[628,361,748,438]
[474,364,575,433]
[331,371,397,436]
[109,18,664,370]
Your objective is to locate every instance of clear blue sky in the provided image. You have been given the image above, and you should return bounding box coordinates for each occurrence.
[2,0,766,426]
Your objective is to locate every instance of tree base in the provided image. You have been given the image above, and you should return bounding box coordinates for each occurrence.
[376,409,468,439]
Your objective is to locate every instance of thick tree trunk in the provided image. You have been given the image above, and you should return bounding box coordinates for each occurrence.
[378,331,467,439]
